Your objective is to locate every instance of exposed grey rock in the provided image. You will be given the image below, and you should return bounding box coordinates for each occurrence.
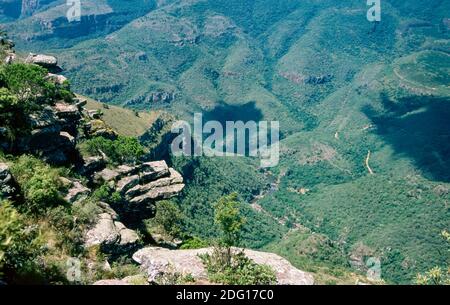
[116,175,140,194]
[64,180,90,203]
[52,102,80,119]
[93,279,129,285]
[46,73,68,85]
[98,201,119,220]
[94,168,120,184]
[140,160,170,182]
[116,165,139,176]
[80,156,106,176]
[115,221,140,246]
[85,213,121,248]
[133,247,315,285]
[74,98,87,109]
[0,163,16,199]
[84,207,140,253]
[5,53,15,64]
[25,53,58,68]
[129,184,185,204]
[28,108,59,130]
[126,168,184,198]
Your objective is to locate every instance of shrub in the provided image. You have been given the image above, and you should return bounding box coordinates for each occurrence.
[0,63,55,106]
[214,193,246,248]
[10,155,64,214]
[213,193,246,265]
[92,183,122,204]
[81,136,145,164]
[72,199,102,227]
[147,201,185,238]
[200,248,277,285]
[180,236,209,249]
[0,201,43,280]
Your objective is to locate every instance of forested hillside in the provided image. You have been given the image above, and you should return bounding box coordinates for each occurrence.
[1,0,449,284]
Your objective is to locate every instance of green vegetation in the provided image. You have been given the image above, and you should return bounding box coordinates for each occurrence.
[0,200,42,278]
[80,136,146,164]
[10,155,64,214]
[0,63,73,142]
[416,231,450,285]
[2,0,450,284]
[82,97,159,137]
[200,193,277,285]
[146,200,185,239]
[201,248,277,285]
[214,193,245,250]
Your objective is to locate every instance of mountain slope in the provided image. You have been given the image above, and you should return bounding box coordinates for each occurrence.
[2,0,449,284]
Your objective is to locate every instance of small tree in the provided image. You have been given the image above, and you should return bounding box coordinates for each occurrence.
[213,192,246,265]
[149,200,185,238]
[1,63,55,106]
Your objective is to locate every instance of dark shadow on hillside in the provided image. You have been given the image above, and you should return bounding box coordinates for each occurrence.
[363,94,450,182]
[203,101,264,124]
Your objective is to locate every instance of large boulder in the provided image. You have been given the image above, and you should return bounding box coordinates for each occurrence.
[26,53,58,68]
[133,247,315,285]
[79,156,106,176]
[46,73,68,85]
[85,203,140,254]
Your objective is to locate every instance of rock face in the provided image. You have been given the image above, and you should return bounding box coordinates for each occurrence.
[0,163,17,200]
[90,160,185,218]
[83,119,118,140]
[46,73,68,85]
[85,203,140,254]
[133,247,315,285]
[64,180,90,203]
[16,102,82,165]
[25,53,58,68]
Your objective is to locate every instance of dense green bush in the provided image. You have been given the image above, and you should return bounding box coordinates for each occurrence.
[10,155,65,214]
[146,200,185,238]
[0,201,43,279]
[81,136,145,164]
[0,63,55,106]
[180,236,209,249]
[214,193,246,248]
[92,183,122,204]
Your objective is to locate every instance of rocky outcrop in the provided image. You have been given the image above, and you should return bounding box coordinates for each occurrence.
[85,202,140,254]
[63,179,90,203]
[46,73,68,85]
[1,35,16,64]
[83,119,118,140]
[0,163,17,200]
[14,102,82,165]
[280,72,334,85]
[132,247,315,285]
[90,160,185,218]
[79,156,106,176]
[25,53,58,68]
